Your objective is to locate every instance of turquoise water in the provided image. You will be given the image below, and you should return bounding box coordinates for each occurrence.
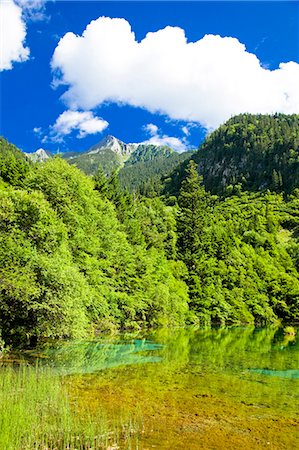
[25,325,299,377]
[6,326,299,449]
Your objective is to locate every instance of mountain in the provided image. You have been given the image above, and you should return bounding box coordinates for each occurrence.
[197,113,299,194]
[87,135,138,158]
[164,113,299,196]
[23,135,195,194]
[61,136,195,194]
[62,135,140,175]
[0,136,32,186]
[127,144,174,164]
[119,149,195,195]
[25,148,52,163]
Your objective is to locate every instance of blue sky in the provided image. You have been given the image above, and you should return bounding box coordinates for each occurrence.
[1,0,298,154]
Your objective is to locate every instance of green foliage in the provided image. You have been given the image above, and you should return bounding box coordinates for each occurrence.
[176,178,299,324]
[2,114,299,347]
[64,148,122,176]
[165,114,299,196]
[0,137,32,187]
[0,142,189,346]
[197,113,299,194]
[0,186,91,345]
[119,150,194,196]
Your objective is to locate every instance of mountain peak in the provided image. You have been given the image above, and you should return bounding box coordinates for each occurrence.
[87,135,132,157]
[100,135,123,146]
[25,148,52,162]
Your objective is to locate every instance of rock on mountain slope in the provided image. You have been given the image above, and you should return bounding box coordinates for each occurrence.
[86,135,138,159]
[24,135,195,192]
[25,148,52,163]
[62,136,184,177]
[164,113,299,196]
[62,135,139,175]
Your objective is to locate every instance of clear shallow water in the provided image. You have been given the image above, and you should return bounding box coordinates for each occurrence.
[6,326,299,449]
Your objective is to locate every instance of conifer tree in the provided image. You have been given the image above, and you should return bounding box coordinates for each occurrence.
[177,160,208,269]
[176,160,210,315]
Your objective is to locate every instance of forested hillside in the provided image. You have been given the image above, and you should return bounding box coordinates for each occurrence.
[1,114,299,348]
[27,136,195,194]
[119,149,194,195]
[0,137,32,186]
[0,138,188,346]
[63,148,123,176]
[176,160,299,324]
[165,114,299,195]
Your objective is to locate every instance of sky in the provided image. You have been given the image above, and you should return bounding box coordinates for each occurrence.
[0,0,299,154]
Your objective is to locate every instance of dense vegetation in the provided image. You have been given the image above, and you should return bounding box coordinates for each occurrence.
[119,149,194,196]
[0,138,188,346]
[166,114,299,195]
[62,140,194,195]
[176,160,299,324]
[1,113,299,347]
[63,148,123,176]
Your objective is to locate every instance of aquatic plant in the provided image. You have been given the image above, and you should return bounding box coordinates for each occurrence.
[0,365,137,449]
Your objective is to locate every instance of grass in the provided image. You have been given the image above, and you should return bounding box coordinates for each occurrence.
[0,365,138,449]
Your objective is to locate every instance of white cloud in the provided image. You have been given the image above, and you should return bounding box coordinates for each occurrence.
[181,126,190,136]
[142,123,188,153]
[0,0,29,71]
[143,123,159,136]
[51,17,299,129]
[48,110,109,142]
[16,0,45,8]
[144,135,188,153]
[15,0,48,22]
[33,126,42,137]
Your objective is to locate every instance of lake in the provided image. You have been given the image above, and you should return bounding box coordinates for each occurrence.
[4,326,299,449]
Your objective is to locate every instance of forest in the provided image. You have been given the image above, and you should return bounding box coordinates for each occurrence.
[1,113,299,348]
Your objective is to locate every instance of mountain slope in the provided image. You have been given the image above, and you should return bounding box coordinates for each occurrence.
[61,135,131,175]
[164,114,299,196]
[0,137,32,186]
[25,148,52,163]
[61,136,194,194]
[63,148,123,176]
[197,113,299,194]
[119,150,195,194]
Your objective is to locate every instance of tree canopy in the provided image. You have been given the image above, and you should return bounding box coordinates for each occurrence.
[1,114,299,347]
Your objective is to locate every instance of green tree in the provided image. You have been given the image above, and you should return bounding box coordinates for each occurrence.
[177,160,208,271]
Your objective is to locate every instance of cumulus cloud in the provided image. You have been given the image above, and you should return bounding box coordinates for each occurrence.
[16,0,45,8]
[142,123,188,153]
[143,123,159,136]
[15,0,48,22]
[0,0,29,71]
[46,110,109,142]
[51,17,299,129]
[182,126,190,136]
[144,135,188,153]
[33,126,42,137]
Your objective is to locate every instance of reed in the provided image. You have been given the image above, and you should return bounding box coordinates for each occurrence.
[0,365,136,449]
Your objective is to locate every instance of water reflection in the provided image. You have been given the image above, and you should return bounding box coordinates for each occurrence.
[4,326,298,449]
[251,369,299,378]
[22,325,299,377]
[35,339,163,374]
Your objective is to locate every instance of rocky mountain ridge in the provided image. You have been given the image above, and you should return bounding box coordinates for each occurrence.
[25,135,180,177]
[26,135,175,165]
